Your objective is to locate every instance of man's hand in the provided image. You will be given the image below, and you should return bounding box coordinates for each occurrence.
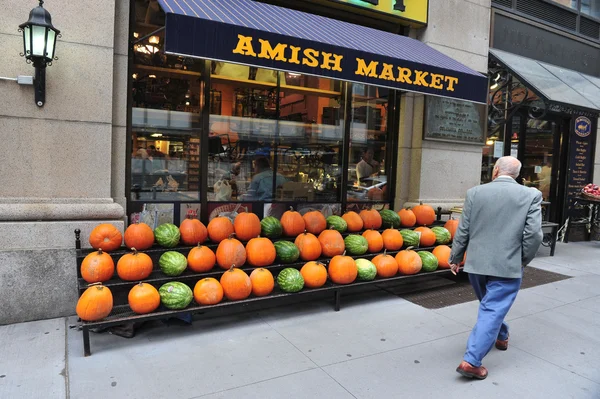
[449,263,461,275]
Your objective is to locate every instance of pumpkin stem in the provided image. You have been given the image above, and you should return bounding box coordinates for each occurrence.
[87,282,104,290]
[228,233,236,239]
[131,247,138,255]
[342,250,347,256]
[229,264,235,271]
[245,206,249,213]
[384,249,387,256]
[97,248,103,255]
[289,206,294,211]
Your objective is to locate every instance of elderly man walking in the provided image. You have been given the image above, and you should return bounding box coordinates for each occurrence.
[449,156,543,380]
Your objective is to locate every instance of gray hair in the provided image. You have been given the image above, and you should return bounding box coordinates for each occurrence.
[494,156,521,178]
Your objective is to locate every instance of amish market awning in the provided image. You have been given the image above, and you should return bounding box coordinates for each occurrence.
[490,48,600,115]
[156,0,488,104]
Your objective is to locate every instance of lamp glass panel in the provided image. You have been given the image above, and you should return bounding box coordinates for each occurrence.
[45,30,56,59]
[31,25,46,56]
[23,26,31,55]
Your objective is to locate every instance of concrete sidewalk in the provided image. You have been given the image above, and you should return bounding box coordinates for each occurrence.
[1,241,599,399]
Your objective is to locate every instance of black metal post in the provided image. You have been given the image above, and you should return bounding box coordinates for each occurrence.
[34,63,46,107]
[83,326,91,357]
[74,229,81,250]
[334,289,341,311]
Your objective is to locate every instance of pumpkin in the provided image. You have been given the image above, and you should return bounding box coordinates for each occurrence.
[193,278,224,305]
[398,208,416,227]
[294,232,322,261]
[395,250,423,275]
[179,218,208,246]
[234,209,262,241]
[303,210,327,235]
[300,261,328,288]
[372,250,398,278]
[220,266,252,300]
[124,222,154,250]
[89,224,122,252]
[81,249,114,283]
[414,227,436,247]
[359,209,382,230]
[367,187,384,201]
[116,248,153,281]
[207,217,235,243]
[381,228,403,251]
[250,268,275,296]
[444,218,459,240]
[328,253,357,285]
[280,207,306,237]
[246,237,277,267]
[342,211,364,232]
[128,282,160,314]
[432,245,452,269]
[187,244,216,273]
[412,202,436,226]
[216,236,246,269]
[318,228,345,257]
[362,230,384,253]
[76,283,113,321]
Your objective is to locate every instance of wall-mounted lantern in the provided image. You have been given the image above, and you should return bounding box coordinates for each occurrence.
[18,1,60,107]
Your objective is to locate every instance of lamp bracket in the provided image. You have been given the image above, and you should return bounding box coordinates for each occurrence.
[0,75,34,85]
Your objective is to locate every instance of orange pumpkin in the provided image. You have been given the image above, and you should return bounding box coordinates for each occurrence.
[398,208,417,227]
[124,222,154,250]
[187,244,216,273]
[246,237,277,267]
[81,249,115,283]
[179,218,208,246]
[193,278,224,305]
[116,248,153,281]
[381,228,403,251]
[294,232,322,261]
[207,217,235,243]
[432,245,452,269]
[89,224,122,252]
[128,282,160,314]
[412,202,436,226]
[362,230,384,253]
[395,250,422,275]
[220,266,252,300]
[359,209,382,230]
[328,253,358,284]
[444,218,459,240]
[372,250,398,278]
[216,236,246,269]
[342,211,364,232]
[234,210,261,241]
[318,229,345,257]
[250,268,274,297]
[414,227,436,247]
[76,283,113,321]
[300,261,328,288]
[303,211,327,235]
[280,207,306,237]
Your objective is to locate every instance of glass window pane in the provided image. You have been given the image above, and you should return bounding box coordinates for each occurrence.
[548,0,578,10]
[581,0,600,18]
[348,84,390,203]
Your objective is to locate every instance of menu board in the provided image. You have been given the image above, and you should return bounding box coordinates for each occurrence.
[424,97,486,145]
[566,116,594,216]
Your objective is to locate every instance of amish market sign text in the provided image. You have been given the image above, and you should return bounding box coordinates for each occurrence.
[233,35,459,93]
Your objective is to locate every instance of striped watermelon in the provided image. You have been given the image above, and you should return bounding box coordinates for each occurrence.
[418,251,438,272]
[159,251,187,276]
[277,268,304,292]
[431,227,451,244]
[154,223,180,248]
[326,215,348,233]
[159,282,193,309]
[380,209,401,229]
[400,229,420,247]
[274,241,300,264]
[344,235,368,255]
[261,217,283,238]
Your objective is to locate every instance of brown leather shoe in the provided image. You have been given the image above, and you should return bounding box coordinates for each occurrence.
[456,361,488,380]
[496,334,509,350]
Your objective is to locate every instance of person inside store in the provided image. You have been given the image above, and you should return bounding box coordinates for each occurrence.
[356,147,380,184]
[222,161,242,199]
[148,145,168,159]
[448,156,543,380]
[242,157,286,201]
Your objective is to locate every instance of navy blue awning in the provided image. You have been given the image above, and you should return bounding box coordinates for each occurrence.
[157,0,488,103]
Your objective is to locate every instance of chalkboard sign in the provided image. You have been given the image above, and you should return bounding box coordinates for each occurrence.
[566,116,594,216]
[424,97,486,145]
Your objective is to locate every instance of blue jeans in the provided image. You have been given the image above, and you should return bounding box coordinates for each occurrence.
[464,272,522,367]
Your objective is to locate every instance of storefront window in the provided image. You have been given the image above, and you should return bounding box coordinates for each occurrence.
[347,84,390,203]
[549,0,579,10]
[581,0,600,18]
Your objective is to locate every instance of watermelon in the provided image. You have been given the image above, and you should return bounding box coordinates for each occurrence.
[277,268,304,292]
[159,281,193,309]
[344,235,368,255]
[418,251,438,272]
[355,259,377,281]
[400,229,420,247]
[274,241,300,264]
[159,251,187,276]
[431,226,451,244]
[326,215,347,233]
[154,223,180,248]
[261,217,283,238]
[380,209,401,229]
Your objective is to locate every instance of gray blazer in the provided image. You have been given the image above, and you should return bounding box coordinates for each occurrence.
[449,176,543,278]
